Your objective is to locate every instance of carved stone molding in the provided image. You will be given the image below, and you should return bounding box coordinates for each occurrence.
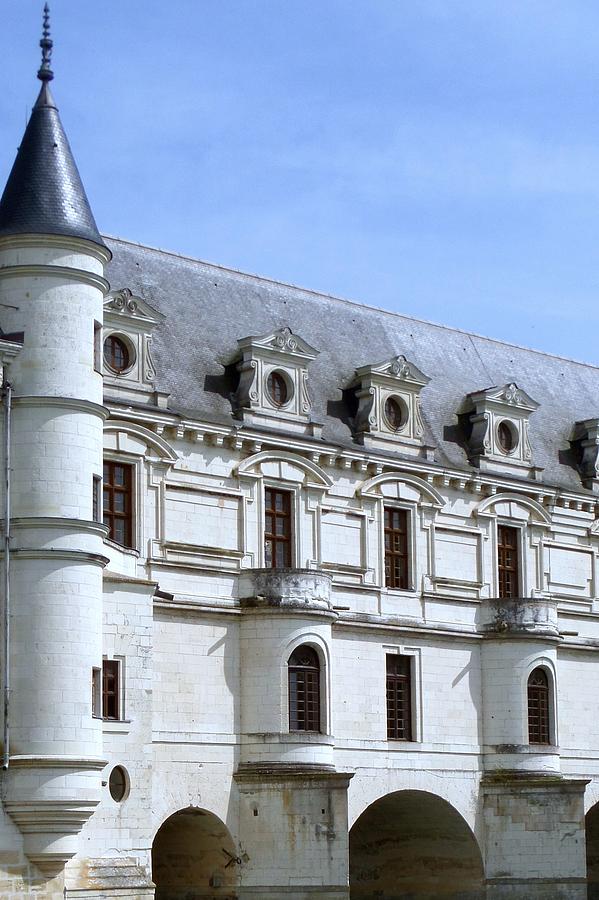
[349,354,431,455]
[571,418,599,492]
[459,383,540,476]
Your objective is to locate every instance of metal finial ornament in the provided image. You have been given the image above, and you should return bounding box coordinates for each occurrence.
[37,3,54,82]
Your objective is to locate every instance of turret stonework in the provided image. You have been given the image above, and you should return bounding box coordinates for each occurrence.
[1,9,599,900]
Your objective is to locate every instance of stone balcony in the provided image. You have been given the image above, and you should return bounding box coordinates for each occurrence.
[238,568,333,614]
[480,595,559,639]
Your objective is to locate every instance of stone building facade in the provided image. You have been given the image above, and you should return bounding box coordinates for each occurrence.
[2,15,599,900]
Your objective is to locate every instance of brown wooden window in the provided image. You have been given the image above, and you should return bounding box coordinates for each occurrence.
[267,370,289,407]
[386,654,412,741]
[92,667,101,717]
[498,525,519,599]
[288,645,320,732]
[103,334,130,373]
[528,668,550,745]
[384,507,409,590]
[102,659,120,721]
[264,488,292,568]
[103,461,133,548]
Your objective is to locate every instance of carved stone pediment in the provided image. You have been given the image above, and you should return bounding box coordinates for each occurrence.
[349,354,431,456]
[459,382,540,475]
[231,327,321,436]
[237,326,319,360]
[105,288,164,325]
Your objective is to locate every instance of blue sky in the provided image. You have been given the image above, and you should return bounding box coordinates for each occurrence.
[2,1,599,363]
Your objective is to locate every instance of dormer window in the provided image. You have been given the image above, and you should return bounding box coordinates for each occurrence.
[349,354,431,456]
[103,288,165,405]
[459,383,540,477]
[231,327,321,436]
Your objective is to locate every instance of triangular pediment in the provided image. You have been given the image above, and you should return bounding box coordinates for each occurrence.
[237,326,319,360]
[355,354,430,387]
[466,382,539,412]
[104,288,164,324]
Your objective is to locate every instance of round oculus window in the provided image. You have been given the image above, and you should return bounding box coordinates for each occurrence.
[497,420,517,454]
[103,335,131,373]
[108,765,129,802]
[384,396,408,431]
[267,371,289,407]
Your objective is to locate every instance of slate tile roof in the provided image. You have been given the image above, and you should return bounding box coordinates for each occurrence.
[0,83,105,249]
[106,235,597,493]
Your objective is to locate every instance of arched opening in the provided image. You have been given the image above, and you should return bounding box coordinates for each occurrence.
[152,807,239,899]
[527,667,550,745]
[586,802,599,897]
[288,644,321,732]
[349,790,484,899]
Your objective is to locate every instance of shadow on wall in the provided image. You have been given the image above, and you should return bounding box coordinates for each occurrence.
[152,806,239,900]
[349,790,485,900]
[587,803,599,899]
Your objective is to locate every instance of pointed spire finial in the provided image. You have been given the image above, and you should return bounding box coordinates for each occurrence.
[37,3,54,83]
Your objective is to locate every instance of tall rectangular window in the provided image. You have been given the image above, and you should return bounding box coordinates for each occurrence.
[386,654,412,741]
[498,525,519,599]
[93,321,102,373]
[102,659,120,721]
[384,507,409,590]
[264,488,292,568]
[92,667,101,717]
[103,461,133,548]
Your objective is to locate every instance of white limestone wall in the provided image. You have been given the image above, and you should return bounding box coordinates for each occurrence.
[482,638,560,773]
[240,610,334,767]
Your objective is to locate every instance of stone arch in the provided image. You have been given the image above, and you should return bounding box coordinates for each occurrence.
[474,492,551,525]
[152,806,239,899]
[104,419,178,462]
[236,449,332,487]
[358,471,444,508]
[349,789,484,899]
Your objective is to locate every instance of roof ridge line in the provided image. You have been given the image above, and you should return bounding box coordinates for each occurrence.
[103,233,599,374]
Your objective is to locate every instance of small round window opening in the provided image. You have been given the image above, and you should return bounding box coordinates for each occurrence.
[267,371,289,407]
[497,420,518,454]
[384,396,408,431]
[103,335,131,373]
[108,765,129,802]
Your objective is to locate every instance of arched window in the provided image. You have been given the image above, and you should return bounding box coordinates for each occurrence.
[288,645,320,732]
[528,668,550,745]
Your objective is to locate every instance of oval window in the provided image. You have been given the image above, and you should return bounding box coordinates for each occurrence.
[267,371,289,407]
[384,396,408,431]
[103,335,131,373]
[108,765,129,802]
[497,420,517,454]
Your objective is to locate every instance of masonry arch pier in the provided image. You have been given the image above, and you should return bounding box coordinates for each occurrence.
[151,806,239,899]
[349,790,484,900]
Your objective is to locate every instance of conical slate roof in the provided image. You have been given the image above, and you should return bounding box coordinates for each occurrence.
[0,81,106,248]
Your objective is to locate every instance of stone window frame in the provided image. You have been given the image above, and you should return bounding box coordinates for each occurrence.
[104,420,178,562]
[358,472,444,595]
[383,644,422,744]
[237,450,332,571]
[281,633,331,737]
[474,493,552,601]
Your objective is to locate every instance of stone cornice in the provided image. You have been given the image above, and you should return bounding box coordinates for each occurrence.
[0,232,111,264]
[0,263,109,293]
[13,396,109,418]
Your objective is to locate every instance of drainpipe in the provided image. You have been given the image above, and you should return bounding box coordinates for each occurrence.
[2,380,11,770]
